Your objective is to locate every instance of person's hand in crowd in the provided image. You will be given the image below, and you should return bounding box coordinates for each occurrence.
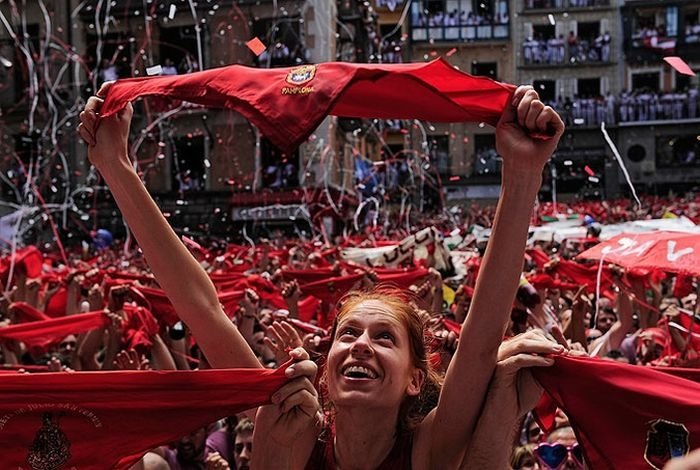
[87,284,104,311]
[47,356,63,372]
[494,329,566,417]
[205,452,231,470]
[40,280,62,311]
[240,288,260,317]
[280,280,299,301]
[301,333,322,354]
[254,347,320,448]
[115,349,150,371]
[108,284,131,312]
[496,85,565,175]
[264,321,304,366]
[78,81,133,172]
[25,279,41,308]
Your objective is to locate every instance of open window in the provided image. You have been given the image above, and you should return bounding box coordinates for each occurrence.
[171,135,206,192]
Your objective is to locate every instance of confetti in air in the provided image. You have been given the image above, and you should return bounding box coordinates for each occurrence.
[663,56,696,76]
[146,65,163,76]
[246,37,267,56]
[601,122,641,207]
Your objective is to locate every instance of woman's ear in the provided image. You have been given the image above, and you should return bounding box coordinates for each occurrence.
[407,368,426,397]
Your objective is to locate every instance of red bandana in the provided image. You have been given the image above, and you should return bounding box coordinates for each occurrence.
[0,312,109,349]
[100,60,514,154]
[534,355,700,470]
[0,367,288,469]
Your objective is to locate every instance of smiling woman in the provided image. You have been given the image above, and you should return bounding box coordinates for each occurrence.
[323,289,442,435]
[78,80,565,470]
[251,85,566,470]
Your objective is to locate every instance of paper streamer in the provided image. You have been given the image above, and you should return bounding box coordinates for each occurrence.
[600,122,641,208]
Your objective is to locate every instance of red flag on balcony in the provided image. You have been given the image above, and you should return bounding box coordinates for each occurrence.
[100,59,515,154]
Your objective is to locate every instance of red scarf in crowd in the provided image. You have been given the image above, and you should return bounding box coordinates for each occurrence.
[0,366,288,469]
[100,60,514,154]
[534,355,700,470]
[0,312,109,349]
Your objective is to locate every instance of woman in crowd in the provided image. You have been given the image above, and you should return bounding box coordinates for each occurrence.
[78,82,565,469]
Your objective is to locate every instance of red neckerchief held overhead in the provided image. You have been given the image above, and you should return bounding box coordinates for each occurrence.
[100,59,515,155]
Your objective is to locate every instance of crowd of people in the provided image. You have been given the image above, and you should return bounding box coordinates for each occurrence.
[543,87,700,128]
[522,31,611,65]
[0,84,697,468]
[3,181,700,468]
[525,0,610,8]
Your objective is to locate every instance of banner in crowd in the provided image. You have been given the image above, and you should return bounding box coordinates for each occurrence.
[577,231,700,276]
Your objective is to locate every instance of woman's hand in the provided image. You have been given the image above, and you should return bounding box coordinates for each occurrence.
[255,347,320,447]
[78,81,133,172]
[264,321,304,366]
[494,329,565,417]
[496,85,565,176]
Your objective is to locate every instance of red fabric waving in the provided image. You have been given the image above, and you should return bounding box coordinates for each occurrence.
[44,287,68,318]
[533,355,700,470]
[122,305,160,351]
[9,302,51,323]
[281,267,340,285]
[0,312,109,349]
[299,273,365,304]
[298,296,321,323]
[375,268,430,288]
[578,231,700,277]
[0,367,288,469]
[100,60,514,154]
[0,246,43,284]
[132,286,180,326]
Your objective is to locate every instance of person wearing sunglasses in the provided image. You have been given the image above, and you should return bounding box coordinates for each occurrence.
[534,426,585,470]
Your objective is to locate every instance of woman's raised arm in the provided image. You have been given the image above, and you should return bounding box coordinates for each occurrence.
[423,86,565,469]
[78,83,259,369]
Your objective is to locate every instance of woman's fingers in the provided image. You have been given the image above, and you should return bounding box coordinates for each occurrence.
[271,376,317,405]
[500,353,554,373]
[266,324,284,349]
[78,123,95,146]
[287,346,310,362]
[96,80,115,98]
[279,389,319,416]
[550,324,569,349]
[516,88,539,126]
[285,357,317,380]
[524,99,545,131]
[84,95,104,115]
[280,321,301,344]
[263,336,279,353]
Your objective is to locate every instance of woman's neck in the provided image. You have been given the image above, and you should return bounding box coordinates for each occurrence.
[333,406,400,470]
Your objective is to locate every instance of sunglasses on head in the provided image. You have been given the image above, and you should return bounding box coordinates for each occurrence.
[535,443,584,470]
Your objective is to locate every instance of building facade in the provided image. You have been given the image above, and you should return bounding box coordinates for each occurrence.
[1,0,699,244]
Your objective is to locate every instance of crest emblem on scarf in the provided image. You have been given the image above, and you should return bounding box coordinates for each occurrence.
[644,419,689,469]
[285,65,316,86]
[26,412,71,470]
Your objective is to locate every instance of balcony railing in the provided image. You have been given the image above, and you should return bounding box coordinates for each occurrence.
[552,91,700,129]
[522,38,612,66]
[411,22,509,42]
[524,0,610,10]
